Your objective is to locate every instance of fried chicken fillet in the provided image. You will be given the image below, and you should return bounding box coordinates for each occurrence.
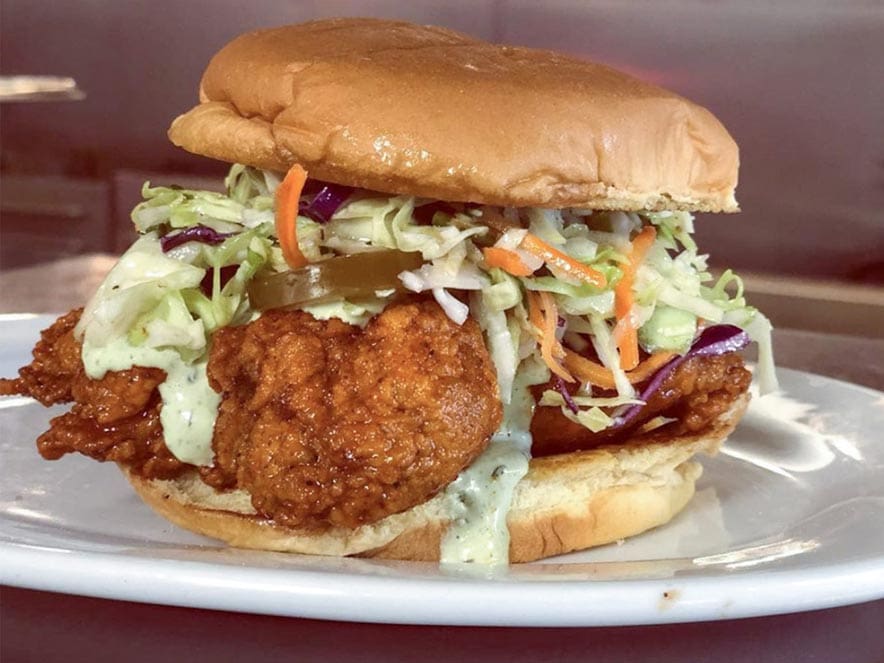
[1,300,505,529]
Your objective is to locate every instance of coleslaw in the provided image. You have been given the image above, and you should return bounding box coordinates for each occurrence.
[79,164,777,449]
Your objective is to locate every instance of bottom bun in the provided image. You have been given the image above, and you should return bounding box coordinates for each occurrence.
[124,393,748,563]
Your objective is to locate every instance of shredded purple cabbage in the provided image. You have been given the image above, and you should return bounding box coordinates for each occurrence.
[555,377,580,414]
[161,225,232,252]
[299,183,353,223]
[199,265,239,297]
[611,324,750,430]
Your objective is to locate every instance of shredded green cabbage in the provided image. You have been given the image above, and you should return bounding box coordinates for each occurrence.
[563,405,614,433]
[484,269,522,312]
[80,163,777,442]
[539,391,643,409]
[471,291,519,404]
[76,234,206,349]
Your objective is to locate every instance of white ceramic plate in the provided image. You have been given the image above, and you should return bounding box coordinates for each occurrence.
[1,314,883,626]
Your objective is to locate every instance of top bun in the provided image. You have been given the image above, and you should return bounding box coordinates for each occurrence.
[169,18,739,212]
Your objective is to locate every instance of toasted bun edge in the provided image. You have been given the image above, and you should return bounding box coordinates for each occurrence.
[123,392,748,563]
[167,18,739,213]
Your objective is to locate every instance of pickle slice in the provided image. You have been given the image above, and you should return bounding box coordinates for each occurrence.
[248,250,424,310]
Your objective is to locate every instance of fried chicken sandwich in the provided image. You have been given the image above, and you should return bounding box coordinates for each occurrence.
[1,18,777,564]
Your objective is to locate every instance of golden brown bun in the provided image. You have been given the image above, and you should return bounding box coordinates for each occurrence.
[168,18,739,213]
[124,392,748,563]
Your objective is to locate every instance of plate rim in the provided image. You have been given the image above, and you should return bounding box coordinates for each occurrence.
[2,540,883,626]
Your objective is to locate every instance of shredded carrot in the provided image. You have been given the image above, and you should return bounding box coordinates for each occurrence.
[627,350,676,382]
[483,246,535,276]
[631,224,658,260]
[526,291,574,382]
[563,350,617,390]
[613,310,640,370]
[614,225,657,370]
[526,290,546,332]
[564,349,676,390]
[521,233,607,289]
[538,292,566,361]
[275,164,309,269]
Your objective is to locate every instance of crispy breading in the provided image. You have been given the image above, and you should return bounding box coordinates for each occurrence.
[530,353,751,457]
[2,310,187,478]
[0,308,82,405]
[206,300,502,530]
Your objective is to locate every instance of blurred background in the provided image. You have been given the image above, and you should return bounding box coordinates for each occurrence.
[1,1,882,332]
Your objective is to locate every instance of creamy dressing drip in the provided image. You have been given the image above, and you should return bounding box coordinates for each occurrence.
[440,360,548,565]
[440,442,528,565]
[82,338,219,466]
